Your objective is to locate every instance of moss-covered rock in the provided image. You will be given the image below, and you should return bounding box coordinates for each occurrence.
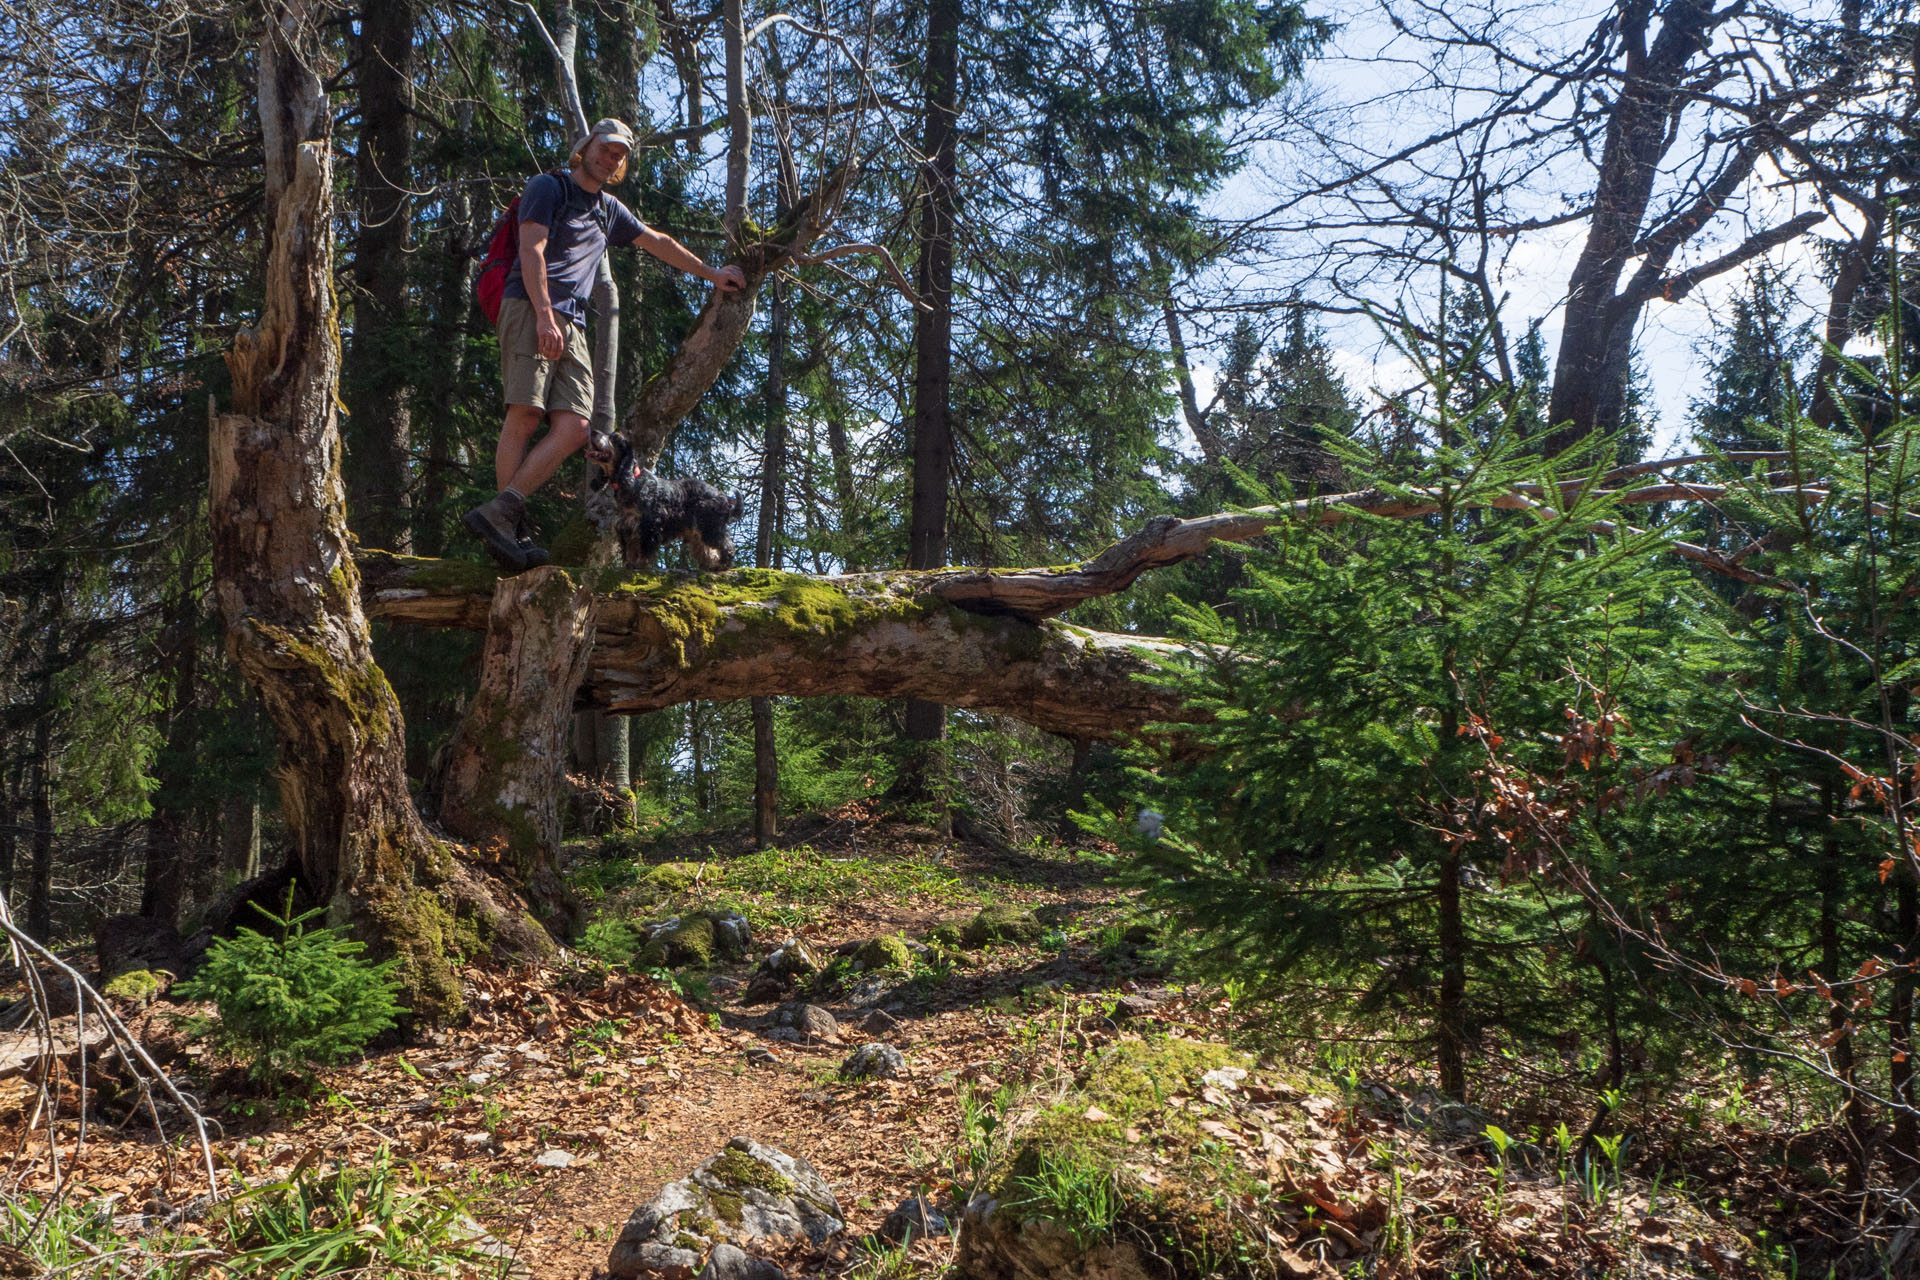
[923,920,965,949]
[961,905,1044,949]
[960,1038,1288,1280]
[851,934,914,972]
[640,913,717,969]
[102,968,164,1006]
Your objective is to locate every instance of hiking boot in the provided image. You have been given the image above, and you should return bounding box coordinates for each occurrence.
[462,492,530,572]
[515,508,551,568]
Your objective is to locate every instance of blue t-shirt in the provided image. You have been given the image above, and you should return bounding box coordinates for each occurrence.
[502,172,647,327]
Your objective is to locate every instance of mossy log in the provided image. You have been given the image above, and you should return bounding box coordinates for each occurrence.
[359,557,1201,741]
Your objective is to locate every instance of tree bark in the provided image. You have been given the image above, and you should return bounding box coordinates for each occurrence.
[1819,797,1870,1194]
[903,0,961,812]
[1809,210,1884,431]
[751,279,791,843]
[27,710,52,943]
[345,0,415,552]
[433,568,592,939]
[210,0,543,1019]
[1545,0,1851,448]
[141,550,199,924]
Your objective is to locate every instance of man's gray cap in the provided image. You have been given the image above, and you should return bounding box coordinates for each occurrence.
[578,117,636,153]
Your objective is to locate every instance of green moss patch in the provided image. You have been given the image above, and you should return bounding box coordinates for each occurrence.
[975,1038,1276,1277]
[102,969,163,1004]
[708,1148,794,1196]
[709,1190,745,1225]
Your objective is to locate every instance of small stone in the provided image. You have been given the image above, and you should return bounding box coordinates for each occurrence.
[879,1196,949,1243]
[860,1009,900,1035]
[839,1043,905,1081]
[1111,993,1164,1023]
[460,1131,494,1149]
[465,1072,492,1087]
[1201,1066,1247,1091]
[697,1243,786,1280]
[764,939,822,976]
[534,1149,575,1169]
[745,1047,779,1067]
[772,1003,840,1043]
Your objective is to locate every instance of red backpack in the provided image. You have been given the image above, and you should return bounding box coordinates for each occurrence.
[475,171,569,325]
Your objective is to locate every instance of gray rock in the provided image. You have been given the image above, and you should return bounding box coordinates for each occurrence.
[606,1137,843,1278]
[697,1244,785,1280]
[840,1042,905,1081]
[771,1003,840,1043]
[711,912,753,960]
[533,1149,575,1169]
[879,1196,949,1243]
[845,977,891,1008]
[762,939,822,977]
[608,1240,700,1280]
[860,1009,900,1035]
[1110,993,1164,1023]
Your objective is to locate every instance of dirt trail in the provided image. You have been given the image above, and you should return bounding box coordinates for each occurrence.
[3,828,1141,1280]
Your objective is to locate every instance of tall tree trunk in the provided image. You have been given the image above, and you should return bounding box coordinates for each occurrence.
[1435,847,1467,1100]
[345,0,415,552]
[722,0,748,246]
[141,550,200,923]
[1893,871,1919,1170]
[0,761,16,911]
[211,0,540,1019]
[1545,0,1723,450]
[219,789,261,885]
[1810,211,1885,431]
[902,0,960,816]
[751,278,790,845]
[27,710,52,943]
[415,101,473,558]
[1164,298,1224,465]
[1820,802,1870,1193]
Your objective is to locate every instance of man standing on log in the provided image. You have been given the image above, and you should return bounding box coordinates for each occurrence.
[465,118,746,571]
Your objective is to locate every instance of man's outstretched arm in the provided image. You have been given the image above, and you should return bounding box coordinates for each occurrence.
[631,225,746,292]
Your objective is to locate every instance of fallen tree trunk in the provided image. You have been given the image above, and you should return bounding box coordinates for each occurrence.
[361,451,1849,742]
[360,557,1201,740]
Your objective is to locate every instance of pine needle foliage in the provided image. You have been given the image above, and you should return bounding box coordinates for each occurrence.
[177,888,402,1087]
[1107,318,1692,1095]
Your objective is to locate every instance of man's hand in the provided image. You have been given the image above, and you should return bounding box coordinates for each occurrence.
[536,312,566,360]
[710,264,747,293]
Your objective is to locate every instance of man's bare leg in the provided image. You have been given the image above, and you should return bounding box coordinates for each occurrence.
[504,410,590,496]
[464,409,590,572]
[496,403,547,491]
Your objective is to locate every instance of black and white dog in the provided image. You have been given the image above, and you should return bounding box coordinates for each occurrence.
[585,431,742,571]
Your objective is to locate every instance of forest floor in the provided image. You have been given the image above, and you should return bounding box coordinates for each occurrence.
[0,814,1846,1279]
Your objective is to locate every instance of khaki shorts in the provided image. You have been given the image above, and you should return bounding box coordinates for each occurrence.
[498,296,595,418]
